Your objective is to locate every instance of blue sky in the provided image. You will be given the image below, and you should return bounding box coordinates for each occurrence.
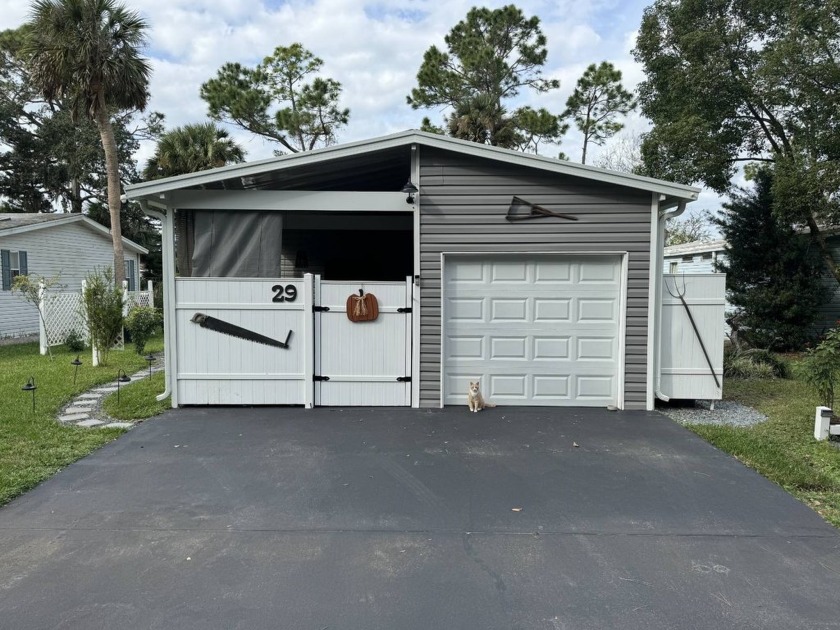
[0,0,723,217]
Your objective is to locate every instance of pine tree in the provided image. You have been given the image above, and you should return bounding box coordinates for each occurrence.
[713,170,826,350]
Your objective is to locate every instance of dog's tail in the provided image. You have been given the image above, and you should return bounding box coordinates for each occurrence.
[484,402,497,408]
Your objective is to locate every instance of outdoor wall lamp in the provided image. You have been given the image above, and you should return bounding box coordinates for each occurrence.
[22,377,36,412]
[145,353,155,379]
[401,180,418,204]
[116,369,131,405]
[71,355,82,385]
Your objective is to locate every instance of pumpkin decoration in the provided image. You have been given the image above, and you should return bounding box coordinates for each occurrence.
[346,289,379,322]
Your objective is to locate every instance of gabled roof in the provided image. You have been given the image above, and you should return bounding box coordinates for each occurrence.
[663,239,727,257]
[0,213,148,254]
[125,129,701,202]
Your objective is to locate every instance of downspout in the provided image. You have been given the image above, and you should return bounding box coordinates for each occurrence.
[140,200,174,404]
[654,198,687,403]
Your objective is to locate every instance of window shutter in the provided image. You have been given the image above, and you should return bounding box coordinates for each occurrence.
[1,249,10,290]
[19,251,28,275]
[125,259,136,291]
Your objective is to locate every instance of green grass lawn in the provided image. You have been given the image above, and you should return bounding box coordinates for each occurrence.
[688,373,840,527]
[102,370,170,420]
[0,335,163,507]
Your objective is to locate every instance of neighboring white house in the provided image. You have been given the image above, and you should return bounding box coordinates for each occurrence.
[663,239,727,275]
[0,213,148,339]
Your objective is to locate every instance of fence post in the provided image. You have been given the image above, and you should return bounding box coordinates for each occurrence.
[122,279,130,316]
[38,280,47,356]
[148,280,154,308]
[83,279,99,367]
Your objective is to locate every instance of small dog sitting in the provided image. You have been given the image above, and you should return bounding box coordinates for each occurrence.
[467,381,496,412]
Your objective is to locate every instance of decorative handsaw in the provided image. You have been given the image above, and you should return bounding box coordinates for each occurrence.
[190,313,292,349]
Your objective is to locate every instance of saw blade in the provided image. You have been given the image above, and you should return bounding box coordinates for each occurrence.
[190,313,292,349]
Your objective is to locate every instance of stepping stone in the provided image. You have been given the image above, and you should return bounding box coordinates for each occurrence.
[77,393,100,399]
[77,419,105,427]
[103,422,133,429]
[66,407,94,413]
[94,387,118,393]
[59,413,90,423]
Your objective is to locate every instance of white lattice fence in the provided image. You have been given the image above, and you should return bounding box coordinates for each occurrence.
[42,291,86,348]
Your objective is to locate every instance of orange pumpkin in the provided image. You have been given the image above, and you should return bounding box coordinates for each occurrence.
[346,292,379,322]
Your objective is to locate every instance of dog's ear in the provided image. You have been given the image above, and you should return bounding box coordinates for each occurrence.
[469,381,474,387]
[475,380,479,387]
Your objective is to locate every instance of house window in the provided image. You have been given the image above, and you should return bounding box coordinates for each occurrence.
[681,255,693,262]
[1,249,27,290]
[669,261,678,274]
[124,259,136,292]
[702,253,713,260]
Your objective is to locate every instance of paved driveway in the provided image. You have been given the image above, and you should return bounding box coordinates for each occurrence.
[1,407,839,629]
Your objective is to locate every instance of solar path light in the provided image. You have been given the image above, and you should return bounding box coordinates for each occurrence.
[21,377,36,413]
[116,369,131,405]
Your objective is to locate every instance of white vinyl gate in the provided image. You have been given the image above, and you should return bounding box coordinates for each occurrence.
[314,278,413,406]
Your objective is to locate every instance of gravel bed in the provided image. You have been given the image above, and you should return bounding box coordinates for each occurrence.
[659,399,767,427]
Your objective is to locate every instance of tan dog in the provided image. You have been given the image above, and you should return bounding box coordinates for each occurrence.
[467,381,496,412]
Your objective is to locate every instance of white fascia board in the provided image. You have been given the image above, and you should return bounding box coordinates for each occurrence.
[0,215,149,255]
[125,130,701,202]
[161,190,410,212]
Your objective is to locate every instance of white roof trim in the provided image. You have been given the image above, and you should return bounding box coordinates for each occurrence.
[125,130,701,202]
[663,239,727,256]
[0,214,149,255]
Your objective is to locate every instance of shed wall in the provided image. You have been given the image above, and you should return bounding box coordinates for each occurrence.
[418,148,653,409]
[0,222,141,338]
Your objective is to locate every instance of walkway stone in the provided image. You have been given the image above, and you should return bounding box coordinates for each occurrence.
[77,419,105,427]
[56,357,165,430]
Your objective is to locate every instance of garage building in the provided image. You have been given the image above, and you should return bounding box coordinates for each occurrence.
[125,130,704,411]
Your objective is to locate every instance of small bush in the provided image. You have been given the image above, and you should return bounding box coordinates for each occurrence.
[63,329,85,352]
[724,347,789,379]
[81,268,125,366]
[801,327,840,409]
[125,306,161,355]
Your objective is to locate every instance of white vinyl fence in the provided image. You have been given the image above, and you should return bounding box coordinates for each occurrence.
[40,280,154,356]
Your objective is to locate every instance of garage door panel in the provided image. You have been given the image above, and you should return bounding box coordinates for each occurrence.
[491,298,528,321]
[444,255,622,407]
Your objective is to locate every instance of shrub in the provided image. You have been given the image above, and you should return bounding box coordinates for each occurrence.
[125,306,161,355]
[801,327,840,409]
[63,328,85,352]
[81,268,125,366]
[723,347,789,379]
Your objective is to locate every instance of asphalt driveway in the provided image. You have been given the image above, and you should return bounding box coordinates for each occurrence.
[1,407,839,629]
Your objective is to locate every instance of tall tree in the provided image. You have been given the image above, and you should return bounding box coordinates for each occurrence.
[712,169,826,350]
[144,122,245,180]
[593,131,644,173]
[407,4,564,151]
[25,0,152,286]
[633,0,840,282]
[562,62,636,164]
[200,43,349,154]
[665,213,712,246]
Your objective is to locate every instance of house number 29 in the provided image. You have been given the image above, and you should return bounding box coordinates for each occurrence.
[271,284,297,303]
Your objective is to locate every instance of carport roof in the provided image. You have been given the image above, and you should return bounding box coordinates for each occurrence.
[125,129,701,202]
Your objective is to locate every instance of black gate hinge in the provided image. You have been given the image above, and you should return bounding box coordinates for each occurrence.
[397,307,412,313]
[313,306,330,312]
[397,376,412,382]
[313,375,330,381]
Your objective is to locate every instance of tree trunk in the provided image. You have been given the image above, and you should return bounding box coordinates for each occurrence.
[581,136,589,165]
[70,178,82,213]
[94,106,125,286]
[805,213,840,285]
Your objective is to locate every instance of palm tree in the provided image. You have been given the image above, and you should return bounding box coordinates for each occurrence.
[25,0,151,286]
[144,122,246,180]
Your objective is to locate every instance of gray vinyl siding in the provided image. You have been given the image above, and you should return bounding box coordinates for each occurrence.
[663,252,726,275]
[0,222,141,338]
[418,148,653,409]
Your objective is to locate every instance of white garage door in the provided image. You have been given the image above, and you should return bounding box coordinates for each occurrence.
[443,255,623,407]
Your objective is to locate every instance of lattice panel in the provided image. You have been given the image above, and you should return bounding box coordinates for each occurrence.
[43,292,87,347]
[126,291,152,309]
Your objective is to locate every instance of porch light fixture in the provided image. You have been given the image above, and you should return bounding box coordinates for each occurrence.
[71,355,82,385]
[116,369,131,405]
[145,353,155,379]
[401,180,418,204]
[21,377,36,413]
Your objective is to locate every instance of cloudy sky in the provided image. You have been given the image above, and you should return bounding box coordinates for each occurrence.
[0,0,722,216]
